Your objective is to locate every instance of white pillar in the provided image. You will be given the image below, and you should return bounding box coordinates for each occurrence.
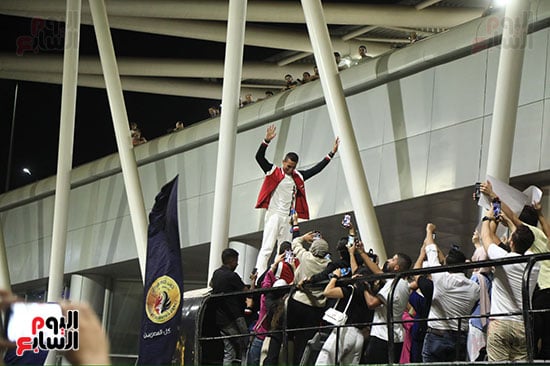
[89,0,148,279]
[47,0,81,303]
[229,241,258,282]
[300,0,387,261]
[207,0,247,282]
[486,0,531,182]
[45,5,81,365]
[0,221,11,290]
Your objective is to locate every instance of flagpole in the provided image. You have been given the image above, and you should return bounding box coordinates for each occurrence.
[5,83,18,193]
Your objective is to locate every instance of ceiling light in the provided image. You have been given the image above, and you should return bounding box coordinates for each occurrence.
[22,168,32,176]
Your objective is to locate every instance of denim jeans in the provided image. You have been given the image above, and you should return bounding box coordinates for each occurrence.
[422,330,467,362]
[221,317,249,366]
[247,336,264,366]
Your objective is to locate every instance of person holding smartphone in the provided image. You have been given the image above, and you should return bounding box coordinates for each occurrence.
[0,289,111,365]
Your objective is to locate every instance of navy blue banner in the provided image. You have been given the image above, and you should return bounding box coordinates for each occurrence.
[137,176,183,365]
[4,349,48,365]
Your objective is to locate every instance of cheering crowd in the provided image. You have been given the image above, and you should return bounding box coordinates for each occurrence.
[209,125,550,365]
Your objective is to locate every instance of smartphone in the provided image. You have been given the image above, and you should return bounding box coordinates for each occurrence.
[284,250,294,263]
[473,182,481,201]
[341,214,352,228]
[313,231,322,240]
[251,267,258,275]
[493,200,501,217]
[5,302,63,342]
[340,267,351,277]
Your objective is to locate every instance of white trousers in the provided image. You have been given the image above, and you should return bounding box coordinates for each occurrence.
[255,210,292,277]
[315,326,364,366]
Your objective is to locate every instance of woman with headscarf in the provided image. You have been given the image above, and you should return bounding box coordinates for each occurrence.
[285,231,331,365]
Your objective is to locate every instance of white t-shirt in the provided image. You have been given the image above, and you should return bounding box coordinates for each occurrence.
[370,278,410,342]
[267,169,295,217]
[488,243,540,322]
[526,223,550,289]
[425,244,480,331]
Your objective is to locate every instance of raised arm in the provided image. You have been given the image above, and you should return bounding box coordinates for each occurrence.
[355,241,382,274]
[256,125,276,173]
[413,242,427,270]
[534,201,550,239]
[424,223,442,267]
[299,137,339,180]
[481,210,501,253]
[480,180,522,227]
[323,269,345,299]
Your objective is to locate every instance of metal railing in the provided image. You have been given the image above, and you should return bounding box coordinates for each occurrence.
[198,252,550,365]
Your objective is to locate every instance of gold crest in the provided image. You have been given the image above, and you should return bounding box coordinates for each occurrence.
[145,275,181,324]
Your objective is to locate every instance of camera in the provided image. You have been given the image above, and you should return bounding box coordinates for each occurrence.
[312,231,322,240]
[473,182,481,201]
[366,248,378,263]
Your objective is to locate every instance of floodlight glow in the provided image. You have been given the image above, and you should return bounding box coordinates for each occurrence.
[494,0,510,7]
[22,168,32,176]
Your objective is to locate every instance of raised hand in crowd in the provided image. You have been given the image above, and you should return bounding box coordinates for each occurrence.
[61,301,111,366]
[534,201,550,238]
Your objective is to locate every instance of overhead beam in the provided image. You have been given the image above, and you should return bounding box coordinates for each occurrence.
[0,71,271,99]
[341,25,378,41]
[356,37,410,44]
[0,53,315,81]
[381,25,435,37]
[416,0,443,10]
[277,52,312,66]
[0,0,484,28]
[0,10,393,57]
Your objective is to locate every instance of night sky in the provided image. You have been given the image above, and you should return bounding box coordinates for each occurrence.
[0,14,260,193]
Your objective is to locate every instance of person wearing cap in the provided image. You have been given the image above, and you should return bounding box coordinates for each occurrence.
[421,223,480,363]
[286,231,332,365]
[254,124,339,278]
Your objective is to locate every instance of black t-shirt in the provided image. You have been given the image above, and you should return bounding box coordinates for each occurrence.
[211,265,246,326]
[335,285,370,327]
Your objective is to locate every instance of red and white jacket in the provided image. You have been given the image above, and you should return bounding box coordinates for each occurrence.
[255,139,333,220]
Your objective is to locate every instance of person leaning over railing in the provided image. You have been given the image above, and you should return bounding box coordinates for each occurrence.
[480,208,540,361]
[421,223,480,363]
[286,231,331,365]
[354,242,412,364]
[406,238,434,363]
[210,248,255,366]
[481,180,550,359]
[314,265,372,365]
